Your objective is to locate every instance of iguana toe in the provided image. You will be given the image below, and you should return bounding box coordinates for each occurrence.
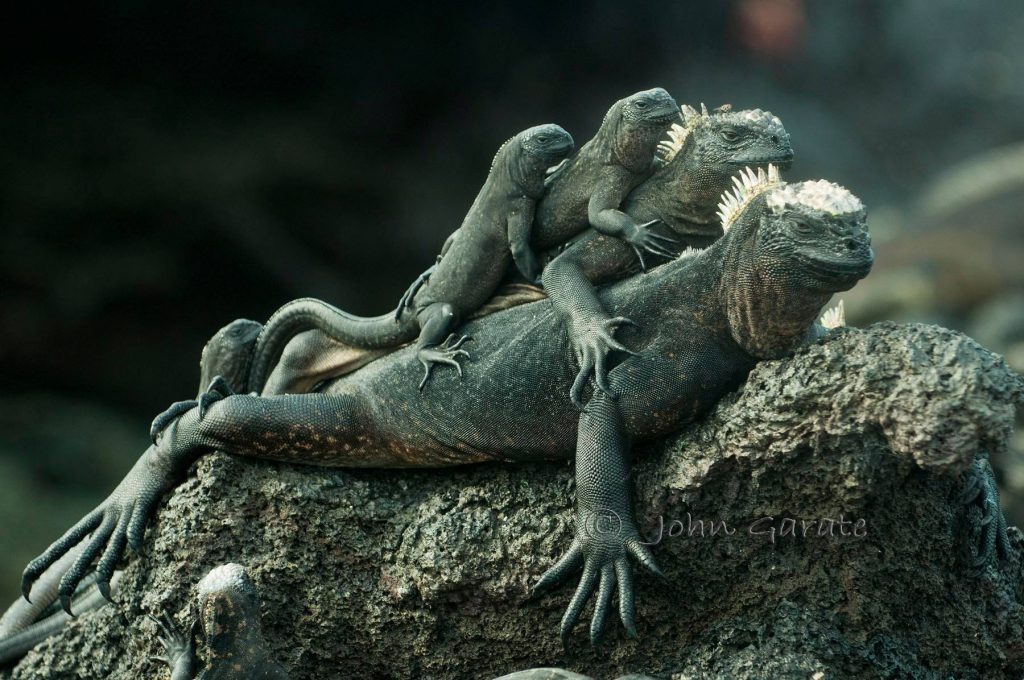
[416,335,472,391]
[149,400,197,443]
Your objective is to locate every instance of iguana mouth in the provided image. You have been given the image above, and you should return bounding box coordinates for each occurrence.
[797,250,874,283]
[644,106,682,125]
[727,150,794,169]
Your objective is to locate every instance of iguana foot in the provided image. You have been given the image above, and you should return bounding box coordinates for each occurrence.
[149,609,197,679]
[417,334,472,391]
[149,375,234,443]
[569,317,637,408]
[960,450,1013,575]
[623,219,678,271]
[531,510,662,646]
[396,263,437,321]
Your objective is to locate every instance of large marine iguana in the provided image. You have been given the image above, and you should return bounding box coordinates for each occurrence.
[150,563,288,680]
[232,102,791,402]
[243,123,575,395]
[19,172,877,645]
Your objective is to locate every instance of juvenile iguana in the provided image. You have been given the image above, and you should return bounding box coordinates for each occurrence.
[531,87,680,259]
[242,123,575,394]
[150,563,287,679]
[20,172,875,644]
[541,104,794,403]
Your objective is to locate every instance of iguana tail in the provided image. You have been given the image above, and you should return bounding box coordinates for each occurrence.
[246,297,418,394]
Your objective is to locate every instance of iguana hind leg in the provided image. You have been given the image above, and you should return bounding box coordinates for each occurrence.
[415,302,471,391]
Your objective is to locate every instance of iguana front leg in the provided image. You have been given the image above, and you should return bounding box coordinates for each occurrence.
[150,610,198,680]
[541,233,641,407]
[961,450,1013,574]
[532,391,661,644]
[587,170,677,271]
[507,196,542,284]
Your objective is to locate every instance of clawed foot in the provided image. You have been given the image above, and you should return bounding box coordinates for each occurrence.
[149,609,197,677]
[960,450,1012,575]
[396,264,437,321]
[417,334,472,390]
[623,219,678,271]
[531,510,662,645]
[150,375,234,443]
[569,317,637,408]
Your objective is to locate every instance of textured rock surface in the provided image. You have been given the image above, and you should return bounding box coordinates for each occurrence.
[4,323,1024,679]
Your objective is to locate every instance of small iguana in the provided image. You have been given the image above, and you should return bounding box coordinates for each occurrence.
[242,123,575,394]
[541,104,794,404]
[150,563,287,679]
[20,172,876,644]
[531,87,680,258]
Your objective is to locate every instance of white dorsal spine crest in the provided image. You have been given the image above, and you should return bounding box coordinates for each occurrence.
[656,115,694,163]
[820,299,846,329]
[716,164,783,232]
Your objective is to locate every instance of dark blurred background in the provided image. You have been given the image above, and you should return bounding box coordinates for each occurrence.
[2,0,1023,605]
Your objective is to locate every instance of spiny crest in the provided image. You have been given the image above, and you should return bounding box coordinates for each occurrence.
[656,119,694,163]
[676,245,705,261]
[490,135,516,173]
[820,299,846,329]
[657,102,719,162]
[716,164,783,232]
[766,180,864,216]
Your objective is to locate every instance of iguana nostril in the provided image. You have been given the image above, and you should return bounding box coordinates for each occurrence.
[770,135,779,144]
[844,238,858,251]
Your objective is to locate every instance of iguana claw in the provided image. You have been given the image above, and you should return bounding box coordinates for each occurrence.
[533,514,660,645]
[417,334,472,391]
[149,375,234,443]
[961,450,1013,575]
[624,219,678,271]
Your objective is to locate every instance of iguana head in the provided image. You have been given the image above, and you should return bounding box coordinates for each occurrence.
[196,563,263,657]
[603,87,680,173]
[497,124,574,198]
[519,123,575,168]
[625,104,794,237]
[714,166,873,358]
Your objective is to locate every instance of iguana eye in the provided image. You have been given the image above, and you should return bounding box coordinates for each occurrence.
[635,100,648,109]
[719,129,740,143]
[537,136,549,143]
[793,220,814,234]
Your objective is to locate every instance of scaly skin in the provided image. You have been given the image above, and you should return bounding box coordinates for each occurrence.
[151,563,287,679]
[20,177,874,644]
[532,87,679,255]
[245,123,575,394]
[541,104,794,404]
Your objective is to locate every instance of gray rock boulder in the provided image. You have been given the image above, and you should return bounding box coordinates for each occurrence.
[4,323,1023,679]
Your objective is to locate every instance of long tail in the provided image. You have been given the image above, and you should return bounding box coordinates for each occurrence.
[246,297,418,394]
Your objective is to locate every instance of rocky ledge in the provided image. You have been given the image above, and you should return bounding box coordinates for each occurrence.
[4,323,1024,679]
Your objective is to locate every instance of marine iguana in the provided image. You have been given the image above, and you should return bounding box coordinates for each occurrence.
[243,123,574,395]
[150,563,288,679]
[220,101,791,405]
[541,104,794,404]
[20,172,877,645]
[531,87,679,259]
